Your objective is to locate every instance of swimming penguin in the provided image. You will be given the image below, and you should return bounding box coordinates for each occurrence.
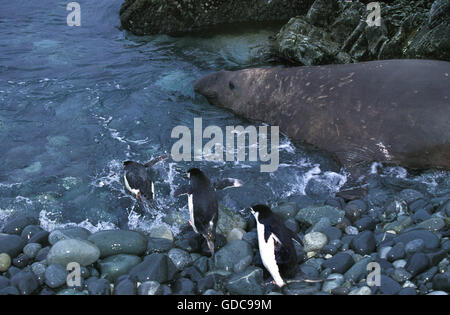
[249,204,304,287]
[123,155,169,200]
[174,168,243,257]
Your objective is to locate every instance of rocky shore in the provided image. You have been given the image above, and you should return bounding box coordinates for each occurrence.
[1,175,449,295]
[274,0,450,65]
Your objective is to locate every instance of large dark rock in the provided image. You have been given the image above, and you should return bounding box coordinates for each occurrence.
[10,270,39,295]
[275,0,450,64]
[120,0,315,36]
[2,216,39,235]
[128,254,177,283]
[0,234,26,258]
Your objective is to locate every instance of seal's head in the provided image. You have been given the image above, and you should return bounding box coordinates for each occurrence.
[194,70,248,109]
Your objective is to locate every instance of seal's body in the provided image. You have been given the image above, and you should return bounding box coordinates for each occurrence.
[194,60,450,177]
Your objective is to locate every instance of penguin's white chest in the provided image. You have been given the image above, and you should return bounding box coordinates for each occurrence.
[256,221,285,287]
[188,194,198,233]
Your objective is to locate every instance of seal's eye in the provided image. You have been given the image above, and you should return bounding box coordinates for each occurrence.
[229,81,235,90]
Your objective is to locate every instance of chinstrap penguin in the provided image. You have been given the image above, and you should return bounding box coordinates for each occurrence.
[123,154,169,201]
[174,168,243,257]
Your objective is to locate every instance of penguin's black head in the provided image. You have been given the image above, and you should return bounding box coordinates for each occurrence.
[186,168,203,178]
[249,204,272,220]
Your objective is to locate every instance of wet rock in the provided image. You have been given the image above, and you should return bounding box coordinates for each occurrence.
[0,253,11,272]
[284,218,300,234]
[304,232,328,252]
[168,248,192,270]
[98,254,142,282]
[20,225,43,241]
[378,275,402,295]
[214,240,253,273]
[149,226,173,241]
[387,243,405,262]
[0,234,26,258]
[405,239,426,255]
[345,200,367,222]
[88,230,147,258]
[12,254,30,268]
[394,229,440,250]
[225,267,264,295]
[129,254,177,284]
[23,243,42,259]
[48,227,91,245]
[413,209,432,223]
[323,226,342,241]
[392,268,412,283]
[398,287,417,295]
[0,286,20,295]
[35,246,50,261]
[272,202,299,220]
[405,253,430,277]
[354,217,376,231]
[120,0,315,36]
[351,231,376,255]
[173,278,196,295]
[311,217,332,233]
[2,216,39,235]
[322,273,344,293]
[417,218,445,232]
[147,237,173,253]
[86,277,110,295]
[11,270,39,295]
[432,272,450,292]
[349,286,372,295]
[138,281,162,295]
[344,256,374,283]
[216,205,247,238]
[45,264,68,289]
[193,256,209,274]
[28,230,50,246]
[114,276,136,295]
[47,239,100,266]
[181,266,204,283]
[226,228,246,243]
[295,206,345,226]
[345,226,359,235]
[322,253,354,274]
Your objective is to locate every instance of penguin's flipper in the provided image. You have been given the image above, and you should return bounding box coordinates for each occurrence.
[213,178,243,190]
[143,154,170,168]
[174,185,192,197]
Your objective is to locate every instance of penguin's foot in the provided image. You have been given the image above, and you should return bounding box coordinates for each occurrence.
[264,280,277,286]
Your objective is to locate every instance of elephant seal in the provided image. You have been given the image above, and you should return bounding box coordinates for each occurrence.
[194,59,450,179]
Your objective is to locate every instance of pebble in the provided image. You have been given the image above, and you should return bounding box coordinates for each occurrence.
[168,248,193,270]
[417,218,445,232]
[23,243,42,259]
[216,206,247,237]
[321,273,344,293]
[48,227,91,245]
[354,217,375,231]
[114,276,136,295]
[0,234,26,258]
[413,209,431,223]
[322,253,354,274]
[47,239,100,266]
[28,230,50,246]
[345,226,359,235]
[426,291,448,295]
[272,202,299,220]
[323,227,342,240]
[11,270,39,295]
[86,277,111,295]
[13,253,30,268]
[378,246,392,259]
[349,286,371,295]
[88,230,147,258]
[2,216,39,235]
[344,256,373,282]
[405,239,425,254]
[392,259,407,269]
[394,229,440,250]
[311,217,332,233]
[405,253,430,277]
[214,240,253,273]
[303,232,328,252]
[398,287,417,295]
[138,281,162,295]
[351,231,376,255]
[45,264,68,288]
[129,254,177,283]
[295,206,345,226]
[387,242,405,262]
[21,225,43,240]
[147,237,174,253]
[0,253,11,272]
[225,267,264,295]
[378,275,402,295]
[148,226,174,241]
[173,278,196,295]
[226,228,245,242]
[432,272,450,292]
[98,254,142,281]
[392,268,412,283]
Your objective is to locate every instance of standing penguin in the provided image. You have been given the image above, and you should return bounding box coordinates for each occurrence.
[123,155,169,201]
[174,168,243,257]
[249,204,303,287]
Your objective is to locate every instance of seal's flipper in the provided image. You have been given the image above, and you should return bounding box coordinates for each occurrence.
[174,184,192,197]
[144,154,170,168]
[213,178,243,190]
